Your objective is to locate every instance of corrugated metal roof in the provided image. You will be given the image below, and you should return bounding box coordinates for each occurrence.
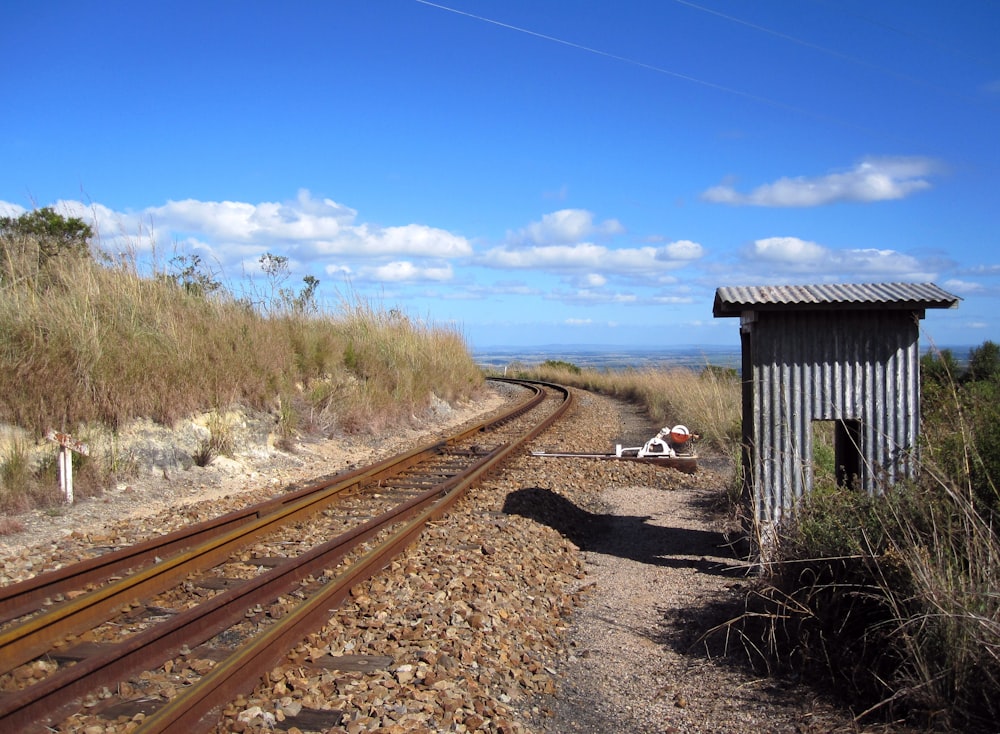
[713,282,960,317]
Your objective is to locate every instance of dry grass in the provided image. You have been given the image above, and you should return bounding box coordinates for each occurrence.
[735,385,1000,731]
[0,231,482,513]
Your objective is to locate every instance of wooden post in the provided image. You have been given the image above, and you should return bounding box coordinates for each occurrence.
[45,430,90,504]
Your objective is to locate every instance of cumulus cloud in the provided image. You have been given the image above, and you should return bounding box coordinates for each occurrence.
[740,236,934,280]
[652,294,695,305]
[966,264,1000,276]
[578,273,607,288]
[550,289,638,304]
[657,239,703,261]
[942,278,984,294]
[0,202,26,218]
[751,236,827,262]
[508,209,624,245]
[149,193,354,243]
[0,191,472,285]
[702,157,937,207]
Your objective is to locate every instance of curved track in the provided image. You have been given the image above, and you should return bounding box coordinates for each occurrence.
[0,378,571,733]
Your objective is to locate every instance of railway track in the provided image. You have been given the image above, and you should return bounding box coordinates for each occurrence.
[0,378,572,733]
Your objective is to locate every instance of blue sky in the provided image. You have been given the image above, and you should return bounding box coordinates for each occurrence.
[3,1,998,351]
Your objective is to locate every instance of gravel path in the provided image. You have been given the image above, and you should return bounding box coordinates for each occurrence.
[0,384,873,733]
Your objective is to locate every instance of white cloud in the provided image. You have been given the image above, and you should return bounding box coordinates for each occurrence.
[751,236,826,263]
[148,189,356,242]
[657,239,704,261]
[579,273,607,287]
[324,264,353,277]
[0,202,26,218]
[652,295,695,304]
[480,241,697,276]
[565,318,593,326]
[367,224,471,258]
[702,157,936,207]
[508,209,624,245]
[740,236,934,280]
[0,192,472,287]
[843,248,925,274]
[966,264,1000,276]
[551,289,638,304]
[943,278,984,294]
[359,261,453,283]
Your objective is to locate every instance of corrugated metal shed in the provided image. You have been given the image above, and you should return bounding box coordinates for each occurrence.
[713,282,959,551]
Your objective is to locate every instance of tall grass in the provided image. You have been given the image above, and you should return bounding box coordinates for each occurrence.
[738,351,1000,731]
[0,229,482,511]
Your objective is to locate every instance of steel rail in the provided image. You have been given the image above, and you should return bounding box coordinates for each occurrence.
[0,379,571,733]
[0,445,508,734]
[137,380,572,734]
[0,380,543,625]
[0,381,545,675]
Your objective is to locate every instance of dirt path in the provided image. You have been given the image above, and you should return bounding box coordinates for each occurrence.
[519,394,867,734]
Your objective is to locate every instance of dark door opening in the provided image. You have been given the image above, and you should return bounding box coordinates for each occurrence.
[813,419,862,489]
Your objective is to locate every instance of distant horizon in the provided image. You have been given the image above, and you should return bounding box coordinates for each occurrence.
[471,341,985,371]
[471,341,983,353]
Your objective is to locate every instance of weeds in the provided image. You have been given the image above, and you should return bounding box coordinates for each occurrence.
[0,516,25,536]
[0,440,37,514]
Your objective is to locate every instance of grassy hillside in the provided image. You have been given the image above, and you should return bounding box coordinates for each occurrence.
[0,211,482,512]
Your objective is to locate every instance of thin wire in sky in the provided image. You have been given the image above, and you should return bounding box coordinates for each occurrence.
[412,0,886,138]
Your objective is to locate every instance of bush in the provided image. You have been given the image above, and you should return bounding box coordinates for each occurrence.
[0,207,93,265]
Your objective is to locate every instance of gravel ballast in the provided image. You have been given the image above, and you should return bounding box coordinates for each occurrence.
[1,384,869,733]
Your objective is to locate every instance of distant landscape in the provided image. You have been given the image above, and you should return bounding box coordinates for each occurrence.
[473,345,742,371]
[473,343,976,372]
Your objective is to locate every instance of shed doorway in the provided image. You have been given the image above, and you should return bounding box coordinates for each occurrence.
[812,419,862,490]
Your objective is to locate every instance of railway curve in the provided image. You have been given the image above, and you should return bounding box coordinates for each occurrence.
[0,378,571,734]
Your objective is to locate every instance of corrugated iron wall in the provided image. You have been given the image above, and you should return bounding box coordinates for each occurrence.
[744,309,921,526]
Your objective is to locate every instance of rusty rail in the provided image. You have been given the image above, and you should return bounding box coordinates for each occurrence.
[0,379,572,733]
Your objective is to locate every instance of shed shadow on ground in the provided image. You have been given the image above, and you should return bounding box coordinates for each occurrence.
[502,485,761,666]
[501,486,743,576]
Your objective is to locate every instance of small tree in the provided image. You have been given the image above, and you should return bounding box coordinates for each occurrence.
[0,207,93,264]
[967,341,1000,383]
[258,252,319,314]
[167,254,222,297]
[921,348,960,386]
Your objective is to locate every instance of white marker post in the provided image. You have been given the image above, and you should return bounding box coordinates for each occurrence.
[45,430,90,504]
